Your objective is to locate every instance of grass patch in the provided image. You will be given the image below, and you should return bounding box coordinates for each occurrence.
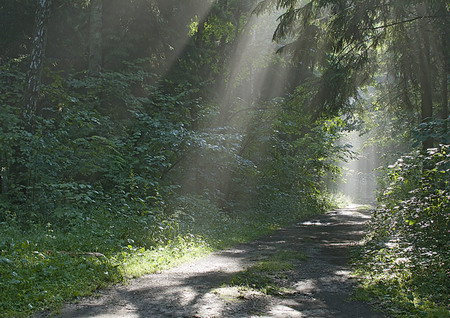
[354,271,450,318]
[354,204,373,211]
[353,242,450,318]
[227,249,307,295]
[0,232,212,318]
[355,279,450,318]
[273,249,308,262]
[0,198,321,317]
[229,260,293,295]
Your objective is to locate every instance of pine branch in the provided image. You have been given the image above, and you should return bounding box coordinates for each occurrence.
[370,15,449,30]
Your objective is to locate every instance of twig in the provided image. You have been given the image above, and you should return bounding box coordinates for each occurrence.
[370,15,449,30]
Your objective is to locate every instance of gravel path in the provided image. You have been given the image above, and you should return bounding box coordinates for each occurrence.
[38,206,383,317]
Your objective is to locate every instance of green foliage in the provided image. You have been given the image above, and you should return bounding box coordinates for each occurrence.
[413,118,450,146]
[356,145,450,317]
[0,2,356,316]
[253,93,353,216]
[258,0,448,124]
[0,190,320,317]
[374,146,449,251]
[0,239,119,317]
[167,195,231,237]
[0,212,211,317]
[0,61,203,223]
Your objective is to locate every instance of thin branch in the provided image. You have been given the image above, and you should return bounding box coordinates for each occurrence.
[370,15,449,30]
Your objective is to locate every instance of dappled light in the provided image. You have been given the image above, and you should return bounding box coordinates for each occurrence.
[48,208,380,318]
[300,220,332,226]
[1,0,448,316]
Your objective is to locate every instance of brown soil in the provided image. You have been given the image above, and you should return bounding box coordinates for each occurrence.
[37,206,384,318]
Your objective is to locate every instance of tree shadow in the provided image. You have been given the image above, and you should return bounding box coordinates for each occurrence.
[39,208,383,318]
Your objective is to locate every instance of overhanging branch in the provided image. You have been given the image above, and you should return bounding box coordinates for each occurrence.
[370,14,449,30]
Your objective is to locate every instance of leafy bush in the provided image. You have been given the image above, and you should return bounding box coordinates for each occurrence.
[356,145,450,316]
[0,56,347,317]
[0,62,202,224]
[373,146,449,257]
[167,195,230,235]
[413,118,450,146]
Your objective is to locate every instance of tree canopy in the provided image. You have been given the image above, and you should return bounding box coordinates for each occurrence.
[0,0,448,316]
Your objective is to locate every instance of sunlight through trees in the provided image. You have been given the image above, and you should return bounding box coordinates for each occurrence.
[0,0,448,316]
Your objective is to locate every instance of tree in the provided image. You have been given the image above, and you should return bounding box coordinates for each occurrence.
[88,0,103,74]
[257,0,449,147]
[23,0,52,123]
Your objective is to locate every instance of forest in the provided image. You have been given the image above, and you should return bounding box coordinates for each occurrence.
[0,0,448,317]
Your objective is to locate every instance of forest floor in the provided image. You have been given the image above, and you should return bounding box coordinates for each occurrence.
[36,206,384,318]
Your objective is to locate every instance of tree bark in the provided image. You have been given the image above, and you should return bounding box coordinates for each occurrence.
[416,4,434,149]
[89,0,103,75]
[418,45,433,122]
[23,0,52,123]
[442,70,449,120]
[1,166,8,195]
[418,46,434,149]
[441,33,449,120]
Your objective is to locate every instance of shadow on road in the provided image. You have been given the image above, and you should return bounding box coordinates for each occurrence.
[37,207,383,318]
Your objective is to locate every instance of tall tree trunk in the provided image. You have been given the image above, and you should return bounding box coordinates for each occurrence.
[418,45,433,121]
[416,5,434,149]
[441,34,449,120]
[89,0,103,75]
[23,0,52,123]
[0,158,8,195]
[418,46,434,150]
[442,70,449,120]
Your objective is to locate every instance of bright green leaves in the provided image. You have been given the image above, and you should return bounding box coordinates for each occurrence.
[413,118,450,146]
[357,145,450,316]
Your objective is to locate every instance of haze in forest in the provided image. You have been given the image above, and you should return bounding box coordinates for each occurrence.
[0,0,448,316]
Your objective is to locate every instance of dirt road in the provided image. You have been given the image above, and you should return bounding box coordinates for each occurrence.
[39,206,383,317]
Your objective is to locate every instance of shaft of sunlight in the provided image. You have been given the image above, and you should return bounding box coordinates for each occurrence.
[177,8,292,203]
[337,131,377,204]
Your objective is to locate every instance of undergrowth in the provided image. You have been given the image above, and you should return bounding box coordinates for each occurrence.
[0,59,343,317]
[0,195,324,317]
[354,146,450,317]
[227,249,307,295]
[354,243,450,318]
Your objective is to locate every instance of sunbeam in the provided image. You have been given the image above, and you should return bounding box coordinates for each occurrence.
[337,131,377,204]
[174,8,290,205]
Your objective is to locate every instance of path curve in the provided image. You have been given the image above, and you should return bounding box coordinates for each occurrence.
[38,206,383,318]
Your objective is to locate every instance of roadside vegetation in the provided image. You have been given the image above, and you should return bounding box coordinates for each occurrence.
[0,61,341,316]
[354,145,450,317]
[0,193,325,317]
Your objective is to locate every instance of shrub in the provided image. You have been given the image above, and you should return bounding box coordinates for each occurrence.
[357,145,450,316]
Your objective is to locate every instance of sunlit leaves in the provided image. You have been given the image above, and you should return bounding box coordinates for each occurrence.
[359,145,450,315]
